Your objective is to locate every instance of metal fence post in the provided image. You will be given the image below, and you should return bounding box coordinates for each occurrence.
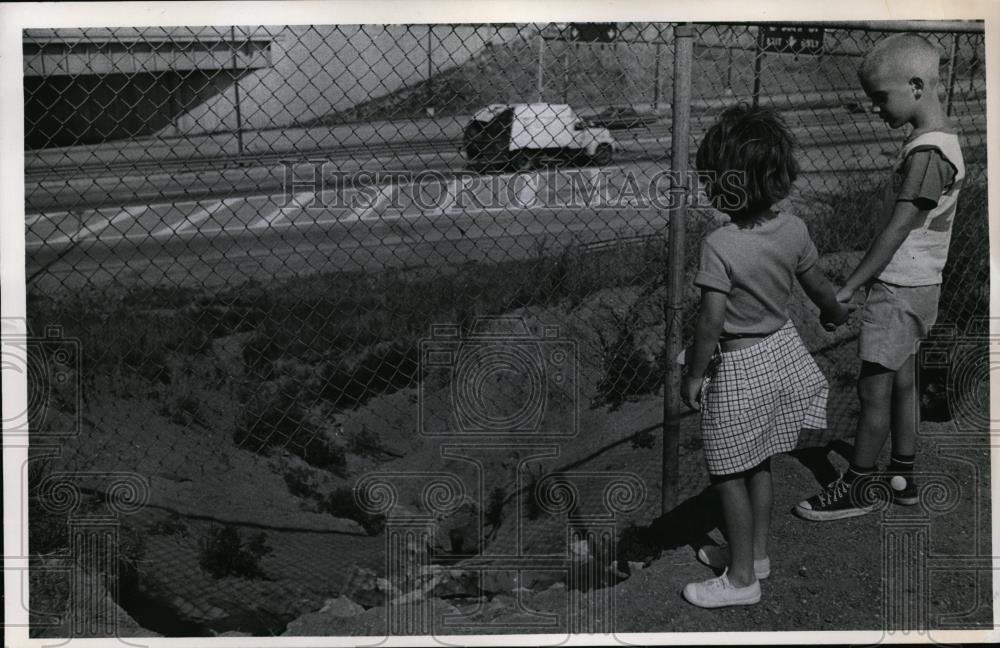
[536,31,545,102]
[967,40,978,94]
[427,25,434,113]
[945,32,958,116]
[725,44,734,94]
[231,26,244,156]
[752,26,764,107]
[652,42,662,111]
[562,42,570,103]
[662,22,693,515]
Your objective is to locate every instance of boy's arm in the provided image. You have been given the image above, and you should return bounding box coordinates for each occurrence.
[797,265,851,328]
[681,288,726,410]
[838,145,957,300]
[838,201,927,300]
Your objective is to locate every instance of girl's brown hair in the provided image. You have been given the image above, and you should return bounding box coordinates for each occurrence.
[695,104,798,220]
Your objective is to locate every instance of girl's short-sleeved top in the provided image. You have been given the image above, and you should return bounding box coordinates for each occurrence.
[694,212,819,338]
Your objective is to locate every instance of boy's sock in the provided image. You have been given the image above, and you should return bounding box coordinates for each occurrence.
[887,453,918,505]
[842,464,875,485]
[888,453,915,478]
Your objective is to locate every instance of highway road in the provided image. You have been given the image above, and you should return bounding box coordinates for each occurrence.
[23,102,988,292]
[24,100,986,212]
[25,168,670,290]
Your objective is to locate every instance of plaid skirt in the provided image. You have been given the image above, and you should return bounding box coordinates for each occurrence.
[700,320,828,476]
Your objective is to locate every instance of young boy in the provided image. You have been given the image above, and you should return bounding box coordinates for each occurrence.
[795,33,965,521]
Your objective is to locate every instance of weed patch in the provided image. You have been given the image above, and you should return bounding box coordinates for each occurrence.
[233,379,347,472]
[197,525,273,580]
[346,425,390,459]
[485,486,506,530]
[282,466,320,500]
[320,487,385,536]
[800,177,884,255]
[524,468,546,521]
[157,389,207,428]
[593,295,664,410]
[148,513,190,538]
[940,180,988,326]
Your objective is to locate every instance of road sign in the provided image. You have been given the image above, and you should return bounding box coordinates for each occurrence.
[757,25,825,55]
[568,23,619,43]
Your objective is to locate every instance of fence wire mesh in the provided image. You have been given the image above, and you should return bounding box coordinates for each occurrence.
[21,22,988,637]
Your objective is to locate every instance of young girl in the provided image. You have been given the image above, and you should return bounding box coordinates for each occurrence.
[680,105,849,608]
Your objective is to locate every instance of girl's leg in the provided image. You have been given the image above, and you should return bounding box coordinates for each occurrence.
[712,472,755,587]
[745,460,772,560]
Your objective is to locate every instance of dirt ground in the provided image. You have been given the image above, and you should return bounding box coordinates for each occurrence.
[606,426,993,634]
[278,415,993,637]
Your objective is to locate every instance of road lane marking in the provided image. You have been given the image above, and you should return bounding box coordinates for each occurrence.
[425,174,486,216]
[153,199,229,238]
[47,204,147,245]
[248,191,315,230]
[24,210,68,227]
[424,176,458,216]
[24,204,642,250]
[353,183,394,222]
[515,171,542,209]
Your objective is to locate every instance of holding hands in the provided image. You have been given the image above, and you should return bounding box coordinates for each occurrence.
[797,266,858,334]
[834,284,856,305]
[821,284,858,332]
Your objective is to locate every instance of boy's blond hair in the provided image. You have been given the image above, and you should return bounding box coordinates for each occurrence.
[859,33,943,87]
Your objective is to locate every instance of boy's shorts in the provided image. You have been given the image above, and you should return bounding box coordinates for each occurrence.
[858,281,940,371]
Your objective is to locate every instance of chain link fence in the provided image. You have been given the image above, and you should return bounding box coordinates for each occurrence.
[21,22,987,636]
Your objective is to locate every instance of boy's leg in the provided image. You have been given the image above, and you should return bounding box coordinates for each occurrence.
[887,353,919,504]
[883,283,939,503]
[890,353,917,456]
[850,361,896,467]
[794,361,894,521]
[746,459,772,560]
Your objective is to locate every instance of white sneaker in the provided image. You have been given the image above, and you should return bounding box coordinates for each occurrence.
[696,545,771,579]
[682,569,761,608]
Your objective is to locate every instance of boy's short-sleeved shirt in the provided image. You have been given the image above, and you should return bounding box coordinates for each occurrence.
[878,130,965,286]
[893,147,958,210]
[694,212,819,338]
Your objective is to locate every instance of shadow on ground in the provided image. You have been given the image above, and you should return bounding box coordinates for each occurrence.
[616,438,857,571]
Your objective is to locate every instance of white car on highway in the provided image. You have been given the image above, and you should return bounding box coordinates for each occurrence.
[462,103,617,172]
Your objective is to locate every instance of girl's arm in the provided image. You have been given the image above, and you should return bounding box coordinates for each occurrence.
[797,265,851,328]
[682,288,726,410]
